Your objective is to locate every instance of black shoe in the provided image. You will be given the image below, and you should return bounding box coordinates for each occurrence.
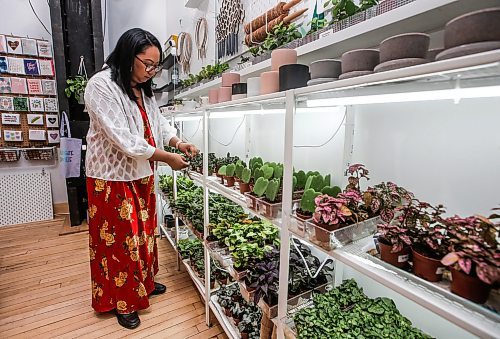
[150,282,167,296]
[115,311,140,329]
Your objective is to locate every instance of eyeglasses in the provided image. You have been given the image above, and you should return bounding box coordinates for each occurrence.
[135,56,162,73]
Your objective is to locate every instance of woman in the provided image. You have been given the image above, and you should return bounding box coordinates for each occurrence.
[84,28,198,329]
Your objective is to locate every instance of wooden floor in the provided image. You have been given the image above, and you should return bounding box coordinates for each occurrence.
[0,218,227,339]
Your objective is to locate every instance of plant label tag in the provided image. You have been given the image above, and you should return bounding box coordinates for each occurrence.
[319,29,334,40]
[436,267,445,275]
[398,254,409,263]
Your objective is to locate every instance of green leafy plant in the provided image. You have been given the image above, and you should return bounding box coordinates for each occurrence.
[64,75,88,102]
[249,22,302,56]
[308,17,328,35]
[218,165,227,176]
[241,168,252,184]
[253,177,269,197]
[265,179,280,202]
[299,188,321,215]
[226,163,236,177]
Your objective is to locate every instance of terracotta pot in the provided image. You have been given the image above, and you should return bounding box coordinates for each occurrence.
[341,49,379,73]
[260,71,279,95]
[224,308,232,317]
[279,64,310,91]
[224,176,235,187]
[309,59,342,79]
[271,48,298,71]
[239,182,251,194]
[221,72,241,87]
[444,7,500,49]
[246,77,261,97]
[315,223,338,243]
[378,240,411,269]
[208,88,219,104]
[411,248,444,282]
[210,281,216,289]
[218,87,232,103]
[450,268,491,303]
[379,33,430,63]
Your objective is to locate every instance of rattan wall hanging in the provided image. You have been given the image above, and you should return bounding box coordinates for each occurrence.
[216,0,245,59]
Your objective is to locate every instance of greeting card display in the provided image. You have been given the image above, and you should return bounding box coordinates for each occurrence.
[37,40,52,58]
[10,77,27,94]
[27,79,43,95]
[6,36,22,54]
[0,96,13,110]
[21,38,38,56]
[44,98,58,112]
[4,130,22,142]
[7,57,24,74]
[45,114,59,127]
[0,77,11,94]
[0,56,7,73]
[38,59,53,76]
[29,97,44,111]
[24,59,40,76]
[0,35,6,53]
[41,80,56,95]
[13,97,29,111]
[29,129,46,141]
[1,113,21,125]
[28,114,44,125]
[47,130,60,143]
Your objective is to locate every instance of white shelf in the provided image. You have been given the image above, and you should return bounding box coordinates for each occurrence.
[182,258,206,301]
[160,223,177,249]
[209,295,241,339]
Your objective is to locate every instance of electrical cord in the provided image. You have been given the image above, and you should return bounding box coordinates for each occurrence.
[294,112,346,148]
[208,117,245,147]
[29,0,52,37]
[175,119,202,142]
[291,238,333,279]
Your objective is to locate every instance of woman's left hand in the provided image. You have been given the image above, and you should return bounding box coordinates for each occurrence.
[178,143,199,158]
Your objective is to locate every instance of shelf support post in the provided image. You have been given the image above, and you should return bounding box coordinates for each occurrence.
[202,108,212,326]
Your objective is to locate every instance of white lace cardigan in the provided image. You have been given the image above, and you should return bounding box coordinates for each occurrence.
[84,68,177,181]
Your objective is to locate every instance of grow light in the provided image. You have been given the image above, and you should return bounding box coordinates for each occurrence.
[306,85,500,107]
[209,108,285,119]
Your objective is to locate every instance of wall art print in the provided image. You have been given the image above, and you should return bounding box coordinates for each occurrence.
[0,77,12,94]
[7,57,25,74]
[29,129,46,141]
[0,56,7,73]
[24,59,40,76]
[37,40,52,58]
[4,130,23,142]
[21,38,38,56]
[29,97,44,112]
[6,36,22,54]
[47,130,60,143]
[45,114,59,128]
[41,79,56,95]
[27,114,45,126]
[27,79,43,95]
[43,98,58,112]
[10,77,27,94]
[38,59,53,76]
[13,97,29,111]
[0,35,6,53]
[1,113,21,125]
[0,96,13,111]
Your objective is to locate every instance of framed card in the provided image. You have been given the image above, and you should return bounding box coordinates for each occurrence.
[0,96,14,110]
[28,114,45,126]
[6,36,22,54]
[29,97,44,111]
[21,38,38,56]
[27,79,43,95]
[37,40,53,57]
[38,59,54,76]
[0,35,6,53]
[7,57,25,74]
[45,114,59,127]
[10,77,27,94]
[0,77,12,94]
[4,130,22,142]
[24,59,40,76]
[41,80,56,95]
[13,97,29,111]
[29,129,46,141]
[1,113,21,125]
[47,130,60,143]
[44,98,58,112]
[0,56,7,73]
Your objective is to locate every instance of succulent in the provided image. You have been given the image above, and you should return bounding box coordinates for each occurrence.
[295,170,307,190]
[265,179,280,202]
[218,165,227,176]
[261,164,274,180]
[241,168,252,184]
[274,164,284,179]
[226,163,236,177]
[299,188,321,214]
[235,162,244,179]
[253,177,269,197]
[321,186,341,197]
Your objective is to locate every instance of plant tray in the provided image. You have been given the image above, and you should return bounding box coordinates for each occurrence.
[290,213,312,237]
[305,216,381,252]
[256,198,281,219]
[22,148,55,161]
[229,266,247,281]
[238,281,256,303]
[0,149,21,162]
[243,192,259,211]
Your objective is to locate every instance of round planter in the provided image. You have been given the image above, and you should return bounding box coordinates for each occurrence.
[260,71,280,95]
[208,88,219,104]
[232,83,247,95]
[411,248,444,282]
[341,49,379,74]
[374,58,428,73]
[450,268,491,303]
[378,240,410,269]
[309,59,342,79]
[436,41,500,61]
[239,182,251,194]
[224,176,235,187]
[444,7,500,49]
[338,70,373,80]
[426,48,444,61]
[221,72,241,87]
[247,77,261,97]
[218,87,232,103]
[307,78,337,86]
[379,33,430,63]
[271,48,298,71]
[279,64,310,91]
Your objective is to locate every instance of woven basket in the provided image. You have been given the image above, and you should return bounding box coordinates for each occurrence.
[22,148,55,161]
[0,149,21,162]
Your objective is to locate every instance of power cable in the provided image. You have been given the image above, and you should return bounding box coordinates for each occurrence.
[208,117,245,147]
[29,0,52,37]
[294,113,346,148]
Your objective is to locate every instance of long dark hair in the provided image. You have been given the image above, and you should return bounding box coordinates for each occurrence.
[105,28,162,101]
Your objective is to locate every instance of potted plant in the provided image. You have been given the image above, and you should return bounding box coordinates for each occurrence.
[238,167,252,194]
[362,181,414,222]
[217,165,226,184]
[224,163,236,187]
[65,75,88,104]
[238,312,261,339]
[440,212,499,303]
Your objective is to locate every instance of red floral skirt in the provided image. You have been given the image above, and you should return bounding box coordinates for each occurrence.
[86,175,159,314]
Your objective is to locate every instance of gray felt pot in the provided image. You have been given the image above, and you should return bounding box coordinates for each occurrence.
[444,7,500,49]
[309,59,342,79]
[379,33,430,63]
[341,49,379,74]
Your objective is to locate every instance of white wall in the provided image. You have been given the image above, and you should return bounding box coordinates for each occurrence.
[0,0,68,204]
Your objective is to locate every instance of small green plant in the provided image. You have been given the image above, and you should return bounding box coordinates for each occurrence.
[253,177,269,197]
[321,186,341,197]
[65,75,88,102]
[261,164,274,180]
[217,165,227,176]
[225,163,236,177]
[308,17,328,35]
[295,170,307,190]
[249,22,302,56]
[235,162,244,179]
[265,179,280,202]
[241,168,252,184]
[299,188,321,214]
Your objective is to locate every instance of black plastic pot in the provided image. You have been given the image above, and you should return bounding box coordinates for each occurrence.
[279,64,310,91]
[232,82,247,95]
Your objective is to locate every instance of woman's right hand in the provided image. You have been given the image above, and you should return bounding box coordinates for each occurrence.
[166,152,189,170]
